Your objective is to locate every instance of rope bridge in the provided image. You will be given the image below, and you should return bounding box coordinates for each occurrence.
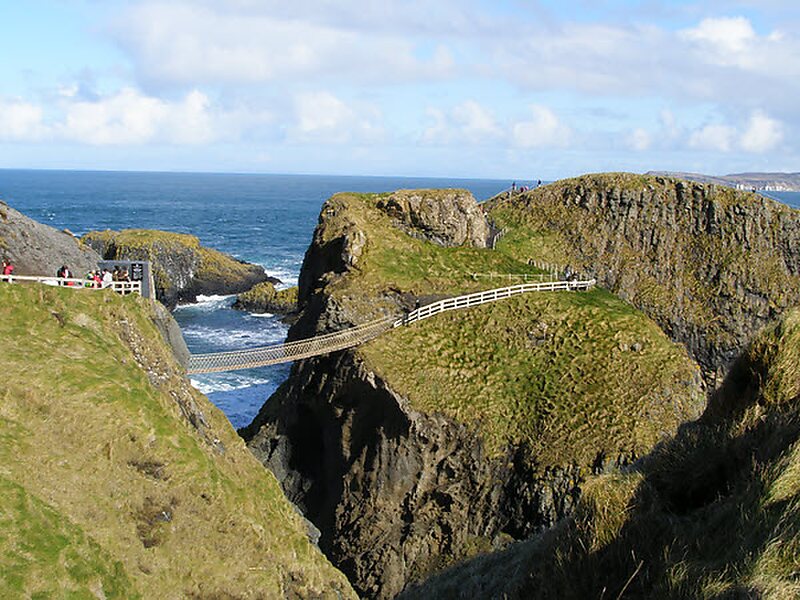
[186,279,596,375]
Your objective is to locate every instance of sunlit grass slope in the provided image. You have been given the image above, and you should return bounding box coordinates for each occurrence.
[0,284,354,599]
[361,287,704,458]
[405,308,800,599]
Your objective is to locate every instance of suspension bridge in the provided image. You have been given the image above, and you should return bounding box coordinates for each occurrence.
[186,278,596,375]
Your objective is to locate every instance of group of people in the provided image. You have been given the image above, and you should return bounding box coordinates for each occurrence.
[56,265,130,288]
[510,180,543,194]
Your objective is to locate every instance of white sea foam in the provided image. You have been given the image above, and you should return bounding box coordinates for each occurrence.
[190,372,273,395]
[250,312,275,318]
[181,324,287,349]
[174,294,235,314]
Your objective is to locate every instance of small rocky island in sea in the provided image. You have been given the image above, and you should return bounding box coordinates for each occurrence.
[2,172,800,598]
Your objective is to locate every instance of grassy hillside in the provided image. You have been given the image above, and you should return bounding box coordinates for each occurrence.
[361,287,704,459]
[302,191,549,320]
[404,307,800,599]
[0,283,354,598]
[486,173,800,384]
[310,190,705,460]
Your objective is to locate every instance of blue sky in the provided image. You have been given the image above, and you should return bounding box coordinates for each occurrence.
[1,0,798,179]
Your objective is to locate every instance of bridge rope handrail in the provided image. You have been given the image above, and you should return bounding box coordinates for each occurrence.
[187,278,596,375]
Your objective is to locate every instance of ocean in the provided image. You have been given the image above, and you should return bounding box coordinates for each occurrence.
[0,169,512,428]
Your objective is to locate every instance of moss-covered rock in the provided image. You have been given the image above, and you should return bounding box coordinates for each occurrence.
[82,228,271,309]
[0,283,356,599]
[234,282,298,315]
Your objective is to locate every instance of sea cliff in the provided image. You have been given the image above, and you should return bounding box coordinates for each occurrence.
[243,184,707,597]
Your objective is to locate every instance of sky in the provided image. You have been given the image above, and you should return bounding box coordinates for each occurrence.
[0,0,798,180]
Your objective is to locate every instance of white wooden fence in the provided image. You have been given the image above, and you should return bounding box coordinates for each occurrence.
[187,279,596,374]
[0,274,141,295]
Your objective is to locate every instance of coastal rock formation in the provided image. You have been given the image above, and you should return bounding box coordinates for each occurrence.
[233,282,298,316]
[0,201,101,276]
[244,186,706,598]
[0,282,355,598]
[375,189,490,248]
[488,173,800,386]
[83,228,274,309]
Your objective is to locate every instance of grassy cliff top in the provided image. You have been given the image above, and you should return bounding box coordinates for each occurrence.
[407,307,800,598]
[0,284,354,598]
[485,172,800,384]
[360,287,704,460]
[317,191,544,296]
[306,188,706,462]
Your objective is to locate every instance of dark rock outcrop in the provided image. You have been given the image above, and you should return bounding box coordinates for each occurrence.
[243,354,589,599]
[0,201,101,276]
[83,229,271,309]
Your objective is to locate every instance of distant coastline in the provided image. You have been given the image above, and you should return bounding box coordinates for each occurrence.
[646,170,800,192]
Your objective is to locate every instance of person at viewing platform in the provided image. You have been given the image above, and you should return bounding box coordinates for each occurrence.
[57,265,73,286]
[101,268,113,288]
[1,258,13,281]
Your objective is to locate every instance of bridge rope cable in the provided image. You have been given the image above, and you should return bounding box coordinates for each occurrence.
[186,279,596,375]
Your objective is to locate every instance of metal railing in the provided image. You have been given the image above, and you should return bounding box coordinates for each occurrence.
[0,274,141,295]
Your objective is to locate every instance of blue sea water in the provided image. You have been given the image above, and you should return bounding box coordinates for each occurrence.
[0,169,512,428]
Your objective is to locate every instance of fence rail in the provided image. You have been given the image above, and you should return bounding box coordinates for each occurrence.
[393,279,595,327]
[0,274,141,295]
[187,279,596,374]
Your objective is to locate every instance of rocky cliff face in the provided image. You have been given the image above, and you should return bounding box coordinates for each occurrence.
[244,354,589,599]
[375,189,490,248]
[83,229,273,309]
[244,185,705,598]
[0,201,101,276]
[489,174,800,387]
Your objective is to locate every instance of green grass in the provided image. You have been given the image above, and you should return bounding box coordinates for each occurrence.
[0,283,355,598]
[403,308,800,599]
[361,287,705,459]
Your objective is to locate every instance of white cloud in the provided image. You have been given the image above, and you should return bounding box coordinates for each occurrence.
[0,88,275,147]
[681,16,756,57]
[627,128,651,151]
[689,123,737,152]
[59,88,216,145]
[512,105,570,149]
[0,99,47,141]
[421,100,500,145]
[290,91,383,144]
[112,2,456,87]
[739,110,783,153]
